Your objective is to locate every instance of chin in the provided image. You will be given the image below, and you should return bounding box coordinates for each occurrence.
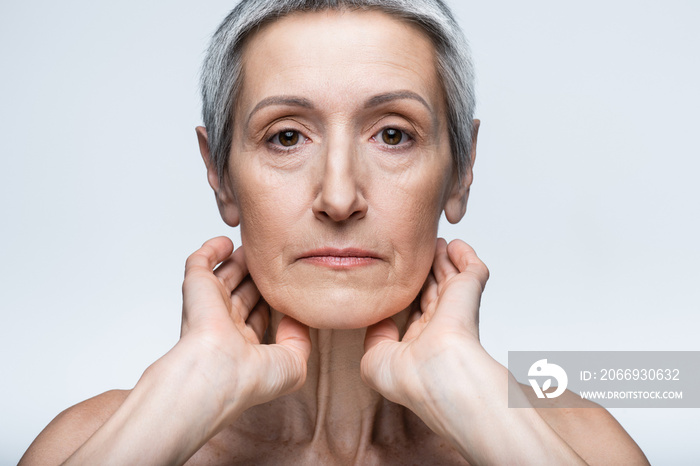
[262,286,417,330]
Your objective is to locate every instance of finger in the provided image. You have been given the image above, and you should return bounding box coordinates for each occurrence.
[213,246,248,292]
[406,308,422,329]
[420,272,438,317]
[184,236,234,276]
[446,239,490,290]
[427,271,484,342]
[245,299,270,343]
[364,318,399,352]
[230,277,261,322]
[401,308,424,342]
[432,238,459,286]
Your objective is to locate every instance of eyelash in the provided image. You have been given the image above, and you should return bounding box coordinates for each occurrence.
[267,129,309,153]
[266,126,415,153]
[370,127,414,150]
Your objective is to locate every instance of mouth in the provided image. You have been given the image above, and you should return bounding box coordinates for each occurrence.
[297,248,381,269]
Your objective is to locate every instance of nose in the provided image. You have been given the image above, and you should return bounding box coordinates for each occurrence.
[312,139,368,223]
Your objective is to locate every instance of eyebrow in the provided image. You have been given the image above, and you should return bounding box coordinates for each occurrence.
[245,90,432,125]
[246,96,315,125]
[364,91,432,113]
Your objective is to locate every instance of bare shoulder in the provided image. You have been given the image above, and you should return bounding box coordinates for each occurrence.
[519,384,649,465]
[19,389,131,466]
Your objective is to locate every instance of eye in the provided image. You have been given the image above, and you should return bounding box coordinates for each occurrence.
[269,130,306,149]
[373,127,411,146]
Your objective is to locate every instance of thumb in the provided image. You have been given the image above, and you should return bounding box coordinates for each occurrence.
[361,319,401,400]
[276,315,311,364]
[363,317,399,352]
[253,316,310,402]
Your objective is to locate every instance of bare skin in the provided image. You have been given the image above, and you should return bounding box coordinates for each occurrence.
[21,318,647,465]
[20,240,648,466]
[20,10,649,466]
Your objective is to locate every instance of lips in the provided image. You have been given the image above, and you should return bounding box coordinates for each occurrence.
[298,248,381,268]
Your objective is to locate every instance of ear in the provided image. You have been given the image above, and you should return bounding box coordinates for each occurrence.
[196,126,240,227]
[444,119,480,224]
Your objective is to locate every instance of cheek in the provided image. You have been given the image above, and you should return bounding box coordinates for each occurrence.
[234,174,302,290]
[227,148,452,328]
[381,177,446,290]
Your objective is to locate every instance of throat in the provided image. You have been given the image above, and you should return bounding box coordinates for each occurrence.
[233,309,414,458]
[305,325,384,455]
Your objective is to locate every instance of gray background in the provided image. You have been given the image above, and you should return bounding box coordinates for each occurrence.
[1,0,698,463]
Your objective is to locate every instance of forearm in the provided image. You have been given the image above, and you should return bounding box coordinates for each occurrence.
[63,341,246,466]
[416,344,586,465]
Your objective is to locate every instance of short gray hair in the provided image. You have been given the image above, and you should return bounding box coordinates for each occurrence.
[201,0,475,182]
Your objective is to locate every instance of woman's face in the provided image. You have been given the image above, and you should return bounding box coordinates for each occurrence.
[215,9,468,329]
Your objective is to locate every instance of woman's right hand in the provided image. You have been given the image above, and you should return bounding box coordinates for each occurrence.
[60,237,310,466]
[179,236,311,411]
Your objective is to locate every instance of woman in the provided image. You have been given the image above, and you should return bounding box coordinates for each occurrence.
[20,0,648,464]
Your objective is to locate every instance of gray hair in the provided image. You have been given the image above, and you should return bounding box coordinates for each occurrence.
[201,0,475,182]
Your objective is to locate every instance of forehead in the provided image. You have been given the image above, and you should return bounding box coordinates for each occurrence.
[237,9,444,119]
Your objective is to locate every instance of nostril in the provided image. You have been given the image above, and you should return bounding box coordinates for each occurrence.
[312,152,368,222]
[312,186,368,223]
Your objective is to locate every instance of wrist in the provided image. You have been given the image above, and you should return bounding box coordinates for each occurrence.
[411,346,584,464]
[161,337,251,426]
[64,341,250,465]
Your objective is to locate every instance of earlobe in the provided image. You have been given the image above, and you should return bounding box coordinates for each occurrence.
[195,126,240,227]
[443,119,480,224]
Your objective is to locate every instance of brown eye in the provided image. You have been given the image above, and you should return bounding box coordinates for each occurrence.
[381,128,403,145]
[279,130,300,147]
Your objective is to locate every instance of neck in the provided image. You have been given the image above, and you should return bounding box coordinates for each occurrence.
[302,324,382,455]
[236,306,414,458]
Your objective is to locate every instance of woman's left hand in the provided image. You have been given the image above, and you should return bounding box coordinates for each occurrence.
[361,238,489,431]
[361,238,585,465]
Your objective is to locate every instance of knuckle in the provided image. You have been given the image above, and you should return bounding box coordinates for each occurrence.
[458,273,486,294]
[184,252,201,270]
[185,246,215,271]
[465,255,489,284]
[478,262,490,282]
[230,294,251,316]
